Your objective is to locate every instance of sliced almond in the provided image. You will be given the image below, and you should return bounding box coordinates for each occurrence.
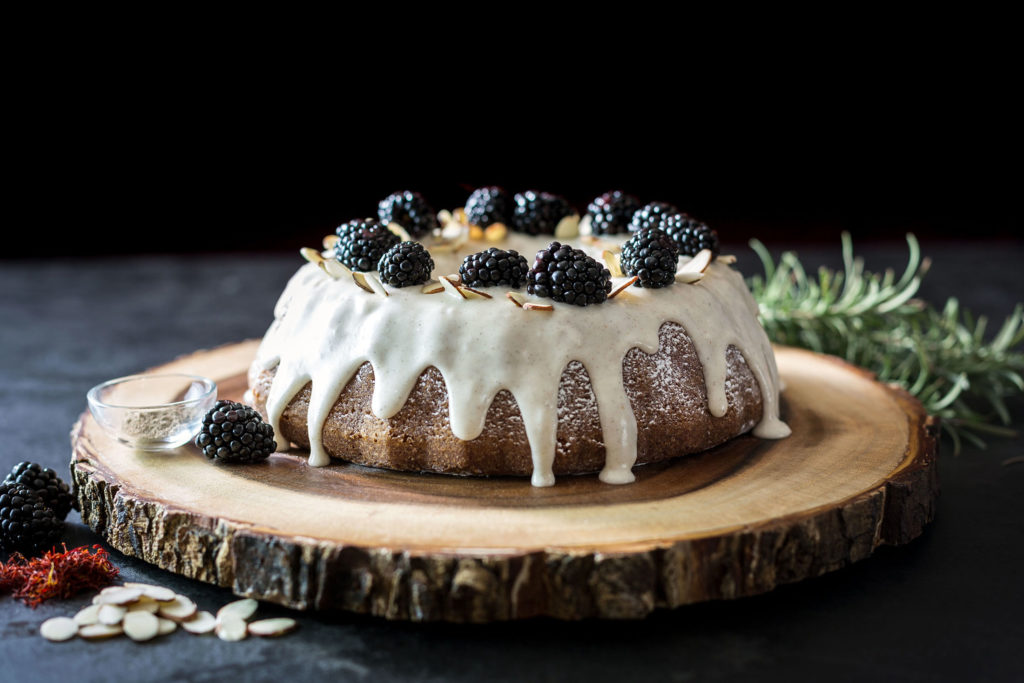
[181,611,217,635]
[319,258,352,280]
[437,209,453,226]
[554,214,580,239]
[440,275,467,300]
[123,611,160,642]
[506,291,525,308]
[453,207,467,224]
[157,618,178,636]
[216,616,248,642]
[157,595,197,622]
[386,222,412,243]
[300,247,324,265]
[717,253,737,264]
[74,604,102,626]
[130,583,177,603]
[351,271,375,294]
[322,233,340,251]
[127,598,160,614]
[468,224,485,240]
[578,213,593,236]
[216,598,259,623]
[484,222,507,242]
[364,272,389,297]
[79,623,123,640]
[421,280,444,294]
[602,250,624,277]
[98,604,127,625]
[523,302,554,312]
[459,284,493,300]
[608,276,640,299]
[96,586,143,605]
[40,616,78,642]
[248,618,297,637]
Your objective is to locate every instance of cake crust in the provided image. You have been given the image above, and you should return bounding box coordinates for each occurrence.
[251,322,764,476]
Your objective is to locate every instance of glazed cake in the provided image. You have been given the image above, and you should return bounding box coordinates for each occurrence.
[248,190,790,486]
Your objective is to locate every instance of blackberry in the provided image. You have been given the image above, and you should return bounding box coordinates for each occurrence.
[464,186,511,228]
[630,201,680,232]
[586,190,641,235]
[526,241,612,307]
[658,213,720,256]
[511,190,574,236]
[0,482,63,555]
[377,241,434,287]
[3,462,73,520]
[334,219,401,272]
[619,228,679,289]
[459,248,530,288]
[377,190,439,238]
[195,400,277,464]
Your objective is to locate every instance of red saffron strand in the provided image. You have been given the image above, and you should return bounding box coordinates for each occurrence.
[0,544,119,607]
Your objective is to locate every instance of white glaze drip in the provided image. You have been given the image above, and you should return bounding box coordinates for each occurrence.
[254,234,789,486]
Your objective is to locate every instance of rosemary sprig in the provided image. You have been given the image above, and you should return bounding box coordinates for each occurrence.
[747,233,1024,453]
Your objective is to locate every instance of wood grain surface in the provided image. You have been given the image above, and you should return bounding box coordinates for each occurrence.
[70,341,938,621]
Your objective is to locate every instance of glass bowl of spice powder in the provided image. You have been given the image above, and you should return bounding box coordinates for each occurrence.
[87,374,217,450]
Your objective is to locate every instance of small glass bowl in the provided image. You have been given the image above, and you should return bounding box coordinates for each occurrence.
[87,374,217,450]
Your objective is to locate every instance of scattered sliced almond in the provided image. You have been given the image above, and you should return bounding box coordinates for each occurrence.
[300,247,324,265]
[522,302,554,312]
[351,271,375,294]
[127,598,160,614]
[468,224,485,240]
[217,598,259,623]
[123,611,160,642]
[157,595,198,622]
[717,254,737,264]
[248,618,298,637]
[421,280,444,294]
[453,207,467,224]
[216,617,248,642]
[506,291,525,308]
[427,225,469,253]
[554,214,580,239]
[124,583,178,602]
[608,276,640,299]
[440,275,468,300]
[578,213,593,236]
[602,250,624,277]
[459,284,493,300]
[157,618,178,636]
[386,221,412,242]
[322,233,340,251]
[364,272,389,297]
[40,616,78,642]
[484,222,507,242]
[676,249,714,283]
[74,604,102,626]
[96,586,143,605]
[98,604,127,625]
[79,623,123,640]
[437,209,453,225]
[181,611,217,635]
[319,258,351,280]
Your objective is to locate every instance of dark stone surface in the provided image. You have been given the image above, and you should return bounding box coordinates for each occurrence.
[1,241,1022,682]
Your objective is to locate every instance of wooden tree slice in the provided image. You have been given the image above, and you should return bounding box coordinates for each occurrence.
[70,341,938,622]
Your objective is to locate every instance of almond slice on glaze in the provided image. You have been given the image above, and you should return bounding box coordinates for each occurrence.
[300,247,324,265]
[608,276,640,299]
[440,275,468,300]
[717,254,737,264]
[459,284,493,300]
[484,222,508,242]
[676,249,714,283]
[319,258,351,280]
[386,222,413,243]
[578,213,593,236]
[248,618,298,637]
[522,302,554,312]
[602,250,624,277]
[421,281,444,294]
[554,214,580,239]
[351,271,376,294]
[322,234,340,251]
[181,611,217,635]
[506,292,525,308]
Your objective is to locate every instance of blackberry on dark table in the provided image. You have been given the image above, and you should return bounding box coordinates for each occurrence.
[377,190,439,238]
[0,482,64,555]
[334,219,401,272]
[195,400,277,464]
[527,241,612,306]
[459,248,530,288]
[619,228,679,288]
[378,241,434,287]
[4,461,74,520]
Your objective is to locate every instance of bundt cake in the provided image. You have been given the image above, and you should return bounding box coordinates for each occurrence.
[248,191,790,487]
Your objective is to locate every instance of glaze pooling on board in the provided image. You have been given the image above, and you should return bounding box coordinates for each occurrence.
[253,236,790,486]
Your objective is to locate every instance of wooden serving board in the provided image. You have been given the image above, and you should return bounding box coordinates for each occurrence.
[70,341,938,622]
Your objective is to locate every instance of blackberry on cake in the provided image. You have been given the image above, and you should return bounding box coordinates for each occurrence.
[527,241,612,306]
[586,190,641,235]
[464,186,512,228]
[195,400,277,464]
[630,201,680,232]
[511,191,574,236]
[658,213,720,256]
[3,462,74,520]
[378,242,434,287]
[334,219,401,272]
[619,228,679,288]
[377,191,439,238]
[0,482,63,555]
[459,248,530,288]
